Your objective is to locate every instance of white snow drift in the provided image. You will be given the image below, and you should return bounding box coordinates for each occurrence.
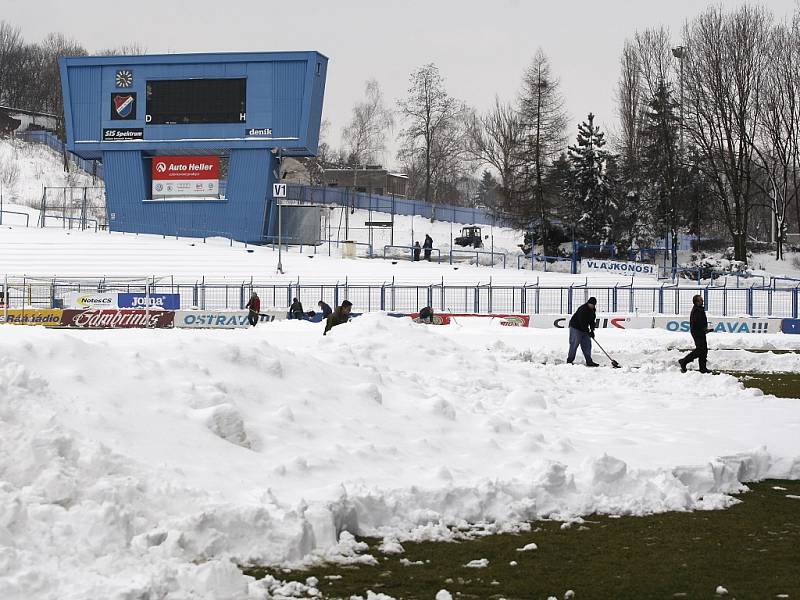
[1,317,800,599]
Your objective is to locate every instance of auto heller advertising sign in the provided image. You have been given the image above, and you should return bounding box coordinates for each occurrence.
[150,156,220,199]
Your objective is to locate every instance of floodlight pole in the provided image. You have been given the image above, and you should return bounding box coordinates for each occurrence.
[277,149,284,274]
[672,45,687,278]
[277,200,283,274]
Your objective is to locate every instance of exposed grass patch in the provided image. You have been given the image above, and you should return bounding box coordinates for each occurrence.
[244,480,800,600]
[730,371,800,399]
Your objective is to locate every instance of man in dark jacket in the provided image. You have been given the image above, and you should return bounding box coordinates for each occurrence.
[318,300,332,319]
[245,292,260,327]
[418,306,434,324]
[567,296,599,366]
[679,294,713,373]
[289,298,304,320]
[413,241,421,262]
[423,234,433,261]
[324,300,353,335]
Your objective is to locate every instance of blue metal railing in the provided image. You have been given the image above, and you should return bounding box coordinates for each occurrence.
[17,130,104,179]
[6,277,798,318]
[287,184,514,228]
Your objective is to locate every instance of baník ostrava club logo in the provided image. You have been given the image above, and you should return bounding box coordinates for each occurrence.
[111,93,136,120]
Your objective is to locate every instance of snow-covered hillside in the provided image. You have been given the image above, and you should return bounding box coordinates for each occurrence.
[0,137,101,208]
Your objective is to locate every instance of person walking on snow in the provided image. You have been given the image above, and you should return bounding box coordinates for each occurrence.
[289,297,304,320]
[423,234,433,261]
[567,297,599,366]
[679,294,713,373]
[245,292,260,327]
[324,300,353,335]
[413,241,421,262]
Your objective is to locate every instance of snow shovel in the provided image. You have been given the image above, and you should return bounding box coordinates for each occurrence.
[593,338,621,368]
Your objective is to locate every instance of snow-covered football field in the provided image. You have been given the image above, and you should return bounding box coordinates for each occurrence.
[2,136,800,598]
[2,316,799,599]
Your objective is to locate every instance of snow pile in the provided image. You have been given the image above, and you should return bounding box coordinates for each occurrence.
[1,317,800,598]
[680,251,750,280]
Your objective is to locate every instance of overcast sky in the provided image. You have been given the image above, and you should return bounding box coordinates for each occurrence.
[7,0,799,167]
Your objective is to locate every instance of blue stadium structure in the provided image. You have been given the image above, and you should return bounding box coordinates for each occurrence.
[60,51,327,242]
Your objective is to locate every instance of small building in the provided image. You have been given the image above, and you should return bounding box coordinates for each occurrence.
[323,166,408,197]
[0,105,58,134]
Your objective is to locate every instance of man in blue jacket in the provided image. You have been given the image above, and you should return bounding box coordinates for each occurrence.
[567,297,599,366]
[679,294,713,373]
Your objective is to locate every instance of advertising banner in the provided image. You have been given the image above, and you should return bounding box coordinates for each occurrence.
[410,313,452,325]
[442,313,531,327]
[260,309,288,322]
[498,315,530,327]
[61,309,174,329]
[528,314,656,329]
[781,319,800,334]
[151,156,220,199]
[0,309,63,327]
[654,316,781,334]
[174,311,250,329]
[63,292,119,309]
[118,293,181,310]
[581,259,658,278]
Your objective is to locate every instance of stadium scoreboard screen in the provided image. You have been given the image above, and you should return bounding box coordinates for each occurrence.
[145,78,246,125]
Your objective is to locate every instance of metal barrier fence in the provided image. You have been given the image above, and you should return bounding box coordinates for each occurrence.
[450,248,506,268]
[17,130,103,180]
[2,277,799,318]
[287,184,515,228]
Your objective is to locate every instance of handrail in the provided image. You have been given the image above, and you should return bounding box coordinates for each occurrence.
[449,248,506,268]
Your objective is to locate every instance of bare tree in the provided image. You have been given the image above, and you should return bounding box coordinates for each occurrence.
[683,5,772,261]
[467,98,526,219]
[397,63,468,203]
[615,39,648,181]
[0,21,24,106]
[96,43,148,56]
[341,78,394,166]
[634,27,676,99]
[749,17,800,260]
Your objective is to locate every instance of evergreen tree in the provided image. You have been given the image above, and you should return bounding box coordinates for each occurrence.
[567,113,616,243]
[639,81,682,256]
[476,170,499,211]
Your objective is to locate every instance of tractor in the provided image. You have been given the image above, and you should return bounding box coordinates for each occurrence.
[454,226,483,248]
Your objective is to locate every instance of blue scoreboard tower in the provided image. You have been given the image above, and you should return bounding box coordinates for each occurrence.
[60,51,327,243]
